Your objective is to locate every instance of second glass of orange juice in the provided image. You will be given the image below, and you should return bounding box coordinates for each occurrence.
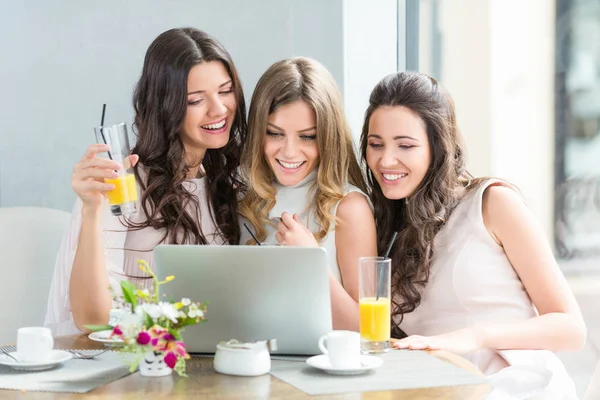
[94,123,138,216]
[359,256,391,353]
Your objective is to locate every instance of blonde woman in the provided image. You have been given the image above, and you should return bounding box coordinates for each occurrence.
[239,57,377,330]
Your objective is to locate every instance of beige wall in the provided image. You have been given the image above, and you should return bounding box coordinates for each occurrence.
[420,0,556,245]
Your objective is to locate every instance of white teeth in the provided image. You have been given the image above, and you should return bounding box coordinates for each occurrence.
[382,173,407,181]
[201,119,226,130]
[278,160,304,169]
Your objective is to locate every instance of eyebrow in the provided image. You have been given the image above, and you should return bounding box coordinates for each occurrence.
[268,122,317,133]
[187,80,233,96]
[367,134,418,141]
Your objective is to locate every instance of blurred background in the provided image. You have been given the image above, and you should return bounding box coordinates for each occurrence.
[0,0,598,396]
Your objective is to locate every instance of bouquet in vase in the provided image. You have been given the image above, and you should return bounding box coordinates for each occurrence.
[86,260,207,376]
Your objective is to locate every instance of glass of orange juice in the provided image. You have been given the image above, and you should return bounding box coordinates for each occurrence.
[94,123,138,216]
[359,256,391,353]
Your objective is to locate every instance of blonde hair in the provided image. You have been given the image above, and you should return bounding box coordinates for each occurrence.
[239,57,366,243]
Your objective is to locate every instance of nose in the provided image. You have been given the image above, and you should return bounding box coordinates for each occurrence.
[379,147,399,168]
[207,96,227,118]
[282,137,298,159]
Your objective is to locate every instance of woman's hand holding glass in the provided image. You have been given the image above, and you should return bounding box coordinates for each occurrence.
[71,144,138,213]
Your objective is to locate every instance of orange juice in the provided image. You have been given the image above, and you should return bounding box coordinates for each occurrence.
[105,173,138,206]
[359,297,391,342]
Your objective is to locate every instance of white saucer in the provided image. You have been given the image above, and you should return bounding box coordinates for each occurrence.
[306,354,383,375]
[89,330,125,347]
[0,350,73,371]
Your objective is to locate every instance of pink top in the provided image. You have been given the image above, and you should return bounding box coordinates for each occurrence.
[44,177,224,336]
[397,180,577,399]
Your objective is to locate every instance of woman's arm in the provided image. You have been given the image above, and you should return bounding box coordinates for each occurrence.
[69,206,112,331]
[330,192,378,330]
[69,145,131,331]
[395,185,586,354]
[476,185,586,351]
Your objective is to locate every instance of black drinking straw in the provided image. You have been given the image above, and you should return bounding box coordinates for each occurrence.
[244,223,261,246]
[376,231,398,300]
[99,104,113,160]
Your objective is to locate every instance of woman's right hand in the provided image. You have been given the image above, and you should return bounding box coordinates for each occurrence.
[71,144,132,212]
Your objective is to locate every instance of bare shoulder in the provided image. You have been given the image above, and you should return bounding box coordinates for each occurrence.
[481,183,528,243]
[337,191,373,222]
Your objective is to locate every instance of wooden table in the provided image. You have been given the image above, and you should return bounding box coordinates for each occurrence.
[0,335,490,399]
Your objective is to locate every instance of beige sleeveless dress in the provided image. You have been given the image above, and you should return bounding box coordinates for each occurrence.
[397,180,577,399]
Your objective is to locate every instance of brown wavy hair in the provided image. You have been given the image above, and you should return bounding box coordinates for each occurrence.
[128,28,247,245]
[239,57,365,243]
[360,72,481,338]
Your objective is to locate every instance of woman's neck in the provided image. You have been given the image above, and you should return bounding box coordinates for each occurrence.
[184,148,206,179]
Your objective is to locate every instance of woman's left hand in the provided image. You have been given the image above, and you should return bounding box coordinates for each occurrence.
[393,327,484,355]
[275,212,319,247]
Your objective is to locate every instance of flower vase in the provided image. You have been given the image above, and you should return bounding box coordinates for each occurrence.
[139,351,173,377]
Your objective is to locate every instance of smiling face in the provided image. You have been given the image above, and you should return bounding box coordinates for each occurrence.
[263,100,319,186]
[365,106,431,200]
[180,61,237,160]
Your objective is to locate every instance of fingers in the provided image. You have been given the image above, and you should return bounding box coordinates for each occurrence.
[393,336,431,351]
[82,144,111,160]
[74,157,122,173]
[280,212,296,230]
[275,231,285,244]
[73,167,119,182]
[73,179,115,193]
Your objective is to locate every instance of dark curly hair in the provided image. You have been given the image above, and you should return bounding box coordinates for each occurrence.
[360,71,480,338]
[128,27,247,245]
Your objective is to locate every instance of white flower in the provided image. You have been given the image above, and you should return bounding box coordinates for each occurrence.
[114,310,144,338]
[159,302,179,323]
[181,298,191,306]
[188,309,204,318]
[177,311,187,319]
[139,304,161,320]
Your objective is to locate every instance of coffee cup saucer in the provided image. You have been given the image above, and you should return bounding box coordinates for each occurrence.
[306,354,383,375]
[0,350,72,371]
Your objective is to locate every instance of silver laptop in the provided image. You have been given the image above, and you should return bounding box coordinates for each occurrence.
[153,245,332,355]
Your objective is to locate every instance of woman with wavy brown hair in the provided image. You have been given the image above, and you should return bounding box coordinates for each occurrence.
[361,71,583,398]
[45,27,247,335]
[239,57,377,330]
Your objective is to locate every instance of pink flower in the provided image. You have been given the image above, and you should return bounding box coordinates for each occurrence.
[165,340,190,359]
[112,325,123,336]
[136,331,151,345]
[163,351,178,369]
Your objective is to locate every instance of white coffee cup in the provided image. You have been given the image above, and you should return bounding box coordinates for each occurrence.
[318,330,361,369]
[16,327,54,363]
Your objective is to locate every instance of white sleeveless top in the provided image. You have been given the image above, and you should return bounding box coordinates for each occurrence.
[239,170,372,282]
[44,177,224,336]
[397,180,577,399]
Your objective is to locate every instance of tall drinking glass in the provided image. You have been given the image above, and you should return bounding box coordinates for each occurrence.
[359,256,391,353]
[94,123,138,216]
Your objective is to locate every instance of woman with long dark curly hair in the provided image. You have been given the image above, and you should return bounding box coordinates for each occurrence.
[361,71,583,398]
[45,28,247,335]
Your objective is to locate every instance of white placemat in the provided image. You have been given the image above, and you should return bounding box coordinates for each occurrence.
[269,350,489,396]
[0,351,133,393]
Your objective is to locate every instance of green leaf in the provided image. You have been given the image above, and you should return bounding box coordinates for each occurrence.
[144,313,153,329]
[168,327,182,341]
[120,280,138,309]
[84,324,113,332]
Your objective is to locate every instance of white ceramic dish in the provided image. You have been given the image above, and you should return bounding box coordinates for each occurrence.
[306,354,383,376]
[88,330,124,347]
[0,350,72,371]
